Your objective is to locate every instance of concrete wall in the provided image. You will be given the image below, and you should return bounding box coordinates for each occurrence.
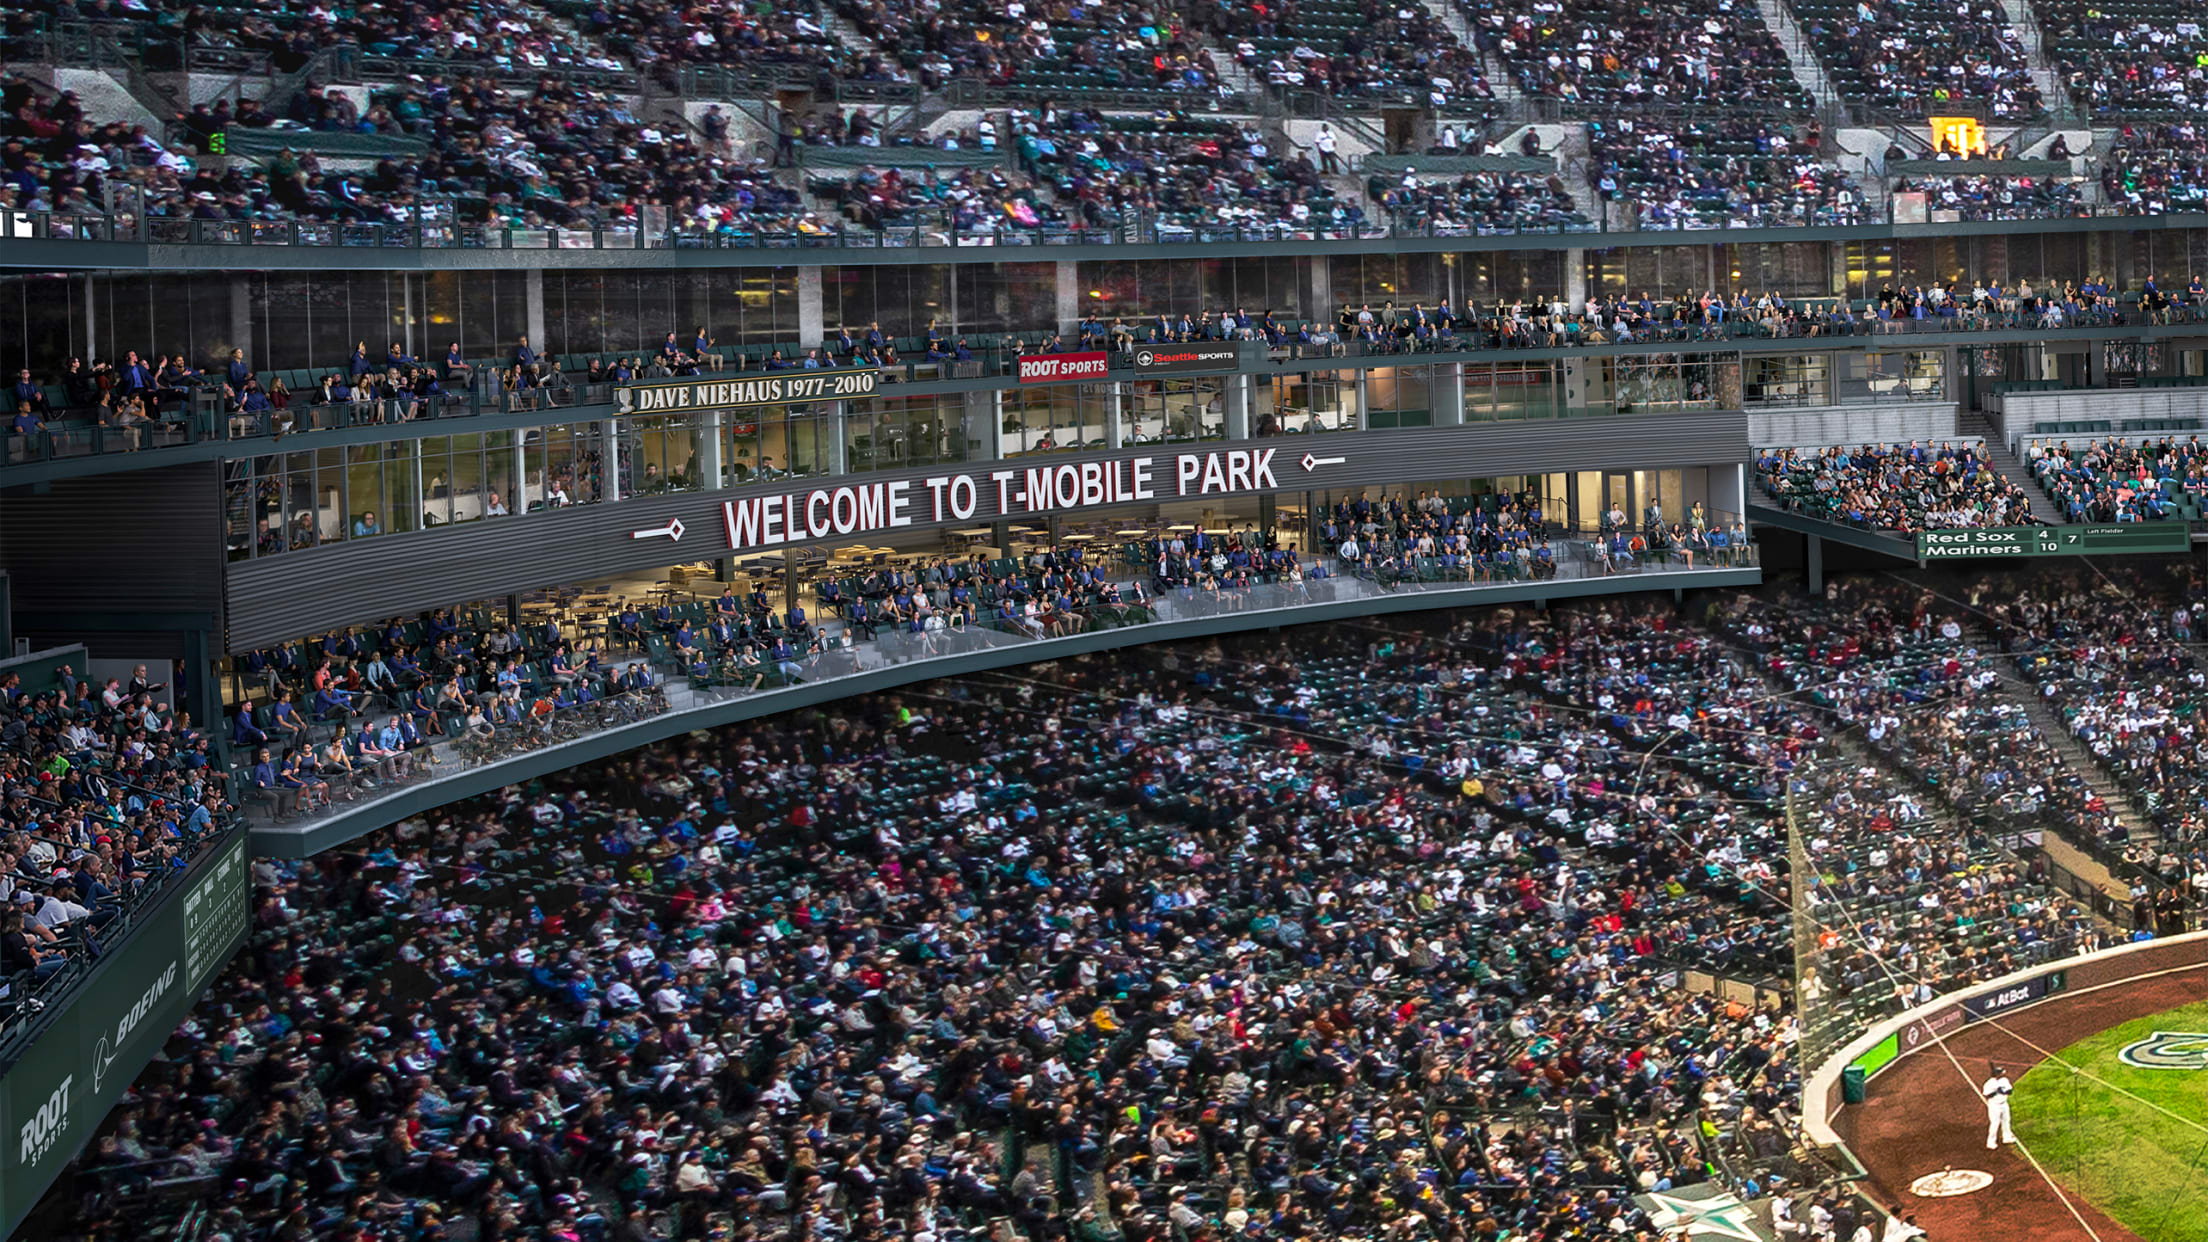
[1750,403,1960,447]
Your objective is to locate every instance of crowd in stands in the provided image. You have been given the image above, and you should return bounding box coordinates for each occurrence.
[2034,0,2208,117]
[834,0,1225,97]
[1471,0,1810,111]
[1757,441,2039,531]
[68,571,2183,1240]
[1217,0,1493,104]
[0,657,235,1007]
[1373,166,1586,234]
[1314,488,1753,578]
[1798,0,2043,118]
[61,0,2208,239]
[1017,109,1352,234]
[2102,122,2208,215]
[593,0,842,78]
[1893,171,2085,221]
[1714,584,2108,1049]
[70,602,1831,1242]
[2027,436,2208,523]
[1585,119,1864,229]
[1989,562,2208,891]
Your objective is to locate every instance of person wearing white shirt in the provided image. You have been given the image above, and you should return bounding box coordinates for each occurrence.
[35,888,90,930]
[605,979,643,1009]
[1982,1064,2016,1148]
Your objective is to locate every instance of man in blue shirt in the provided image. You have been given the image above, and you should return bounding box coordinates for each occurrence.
[11,369,49,416]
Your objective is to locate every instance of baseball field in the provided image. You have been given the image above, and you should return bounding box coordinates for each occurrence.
[2012,997,2208,1242]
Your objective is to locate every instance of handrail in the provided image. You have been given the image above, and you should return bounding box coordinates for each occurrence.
[17,201,2208,257]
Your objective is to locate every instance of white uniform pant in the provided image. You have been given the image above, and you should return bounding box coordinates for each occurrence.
[1986,1098,2015,1148]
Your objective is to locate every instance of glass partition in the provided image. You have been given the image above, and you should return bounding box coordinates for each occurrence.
[1267,369,1359,434]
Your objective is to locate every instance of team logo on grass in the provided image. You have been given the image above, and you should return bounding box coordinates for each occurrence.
[2117,1031,2208,1070]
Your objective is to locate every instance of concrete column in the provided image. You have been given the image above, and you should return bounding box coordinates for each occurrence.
[965,390,1001,461]
[512,438,527,510]
[700,409,724,489]
[1056,262,1080,335]
[84,273,97,362]
[1307,255,1331,328]
[524,269,547,354]
[1711,461,1745,520]
[410,443,425,530]
[1224,375,1250,440]
[401,275,417,360]
[1707,245,1721,296]
[603,421,623,502]
[1562,358,1591,416]
[823,402,849,476]
[1828,243,1848,299]
[1353,370,1369,431]
[1103,383,1124,449]
[1564,248,1587,314]
[1806,534,1824,594]
[797,266,825,348]
[183,627,217,760]
[1434,362,1466,425]
[230,279,253,369]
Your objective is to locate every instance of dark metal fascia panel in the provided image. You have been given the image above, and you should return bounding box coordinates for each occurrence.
[222,413,1750,649]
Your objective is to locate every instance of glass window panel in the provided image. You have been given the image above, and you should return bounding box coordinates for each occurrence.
[346,445,386,540]
[419,436,454,527]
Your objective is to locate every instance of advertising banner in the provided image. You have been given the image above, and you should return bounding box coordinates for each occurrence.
[1016,352,1109,384]
[616,371,879,415]
[1132,344,1240,375]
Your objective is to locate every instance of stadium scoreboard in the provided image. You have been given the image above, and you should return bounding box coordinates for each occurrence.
[1917,524,2191,561]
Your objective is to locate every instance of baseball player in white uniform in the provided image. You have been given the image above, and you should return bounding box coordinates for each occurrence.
[1983,1063,2017,1149]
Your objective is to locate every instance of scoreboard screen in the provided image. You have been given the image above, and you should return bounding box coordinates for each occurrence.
[1917,524,2191,560]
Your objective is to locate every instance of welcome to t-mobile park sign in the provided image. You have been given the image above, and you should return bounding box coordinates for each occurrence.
[716,447,1317,551]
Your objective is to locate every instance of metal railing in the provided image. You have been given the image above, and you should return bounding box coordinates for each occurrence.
[21,198,2208,257]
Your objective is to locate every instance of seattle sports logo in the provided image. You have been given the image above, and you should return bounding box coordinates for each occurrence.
[2117,1031,2208,1070]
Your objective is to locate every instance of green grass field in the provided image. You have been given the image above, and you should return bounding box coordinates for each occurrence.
[2012,997,2208,1242]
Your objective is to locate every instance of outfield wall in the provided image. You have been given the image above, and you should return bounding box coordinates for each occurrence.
[1805,930,2208,1149]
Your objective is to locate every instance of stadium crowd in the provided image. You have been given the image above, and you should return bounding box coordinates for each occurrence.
[2033,0,2208,117]
[55,572,2166,1241]
[1981,561,2208,893]
[68,600,1825,1242]
[1473,0,1810,110]
[0,656,237,1002]
[1890,172,2085,222]
[1584,120,1865,230]
[2101,122,2208,215]
[1756,441,2039,532]
[2027,436,2208,524]
[1797,0,2044,118]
